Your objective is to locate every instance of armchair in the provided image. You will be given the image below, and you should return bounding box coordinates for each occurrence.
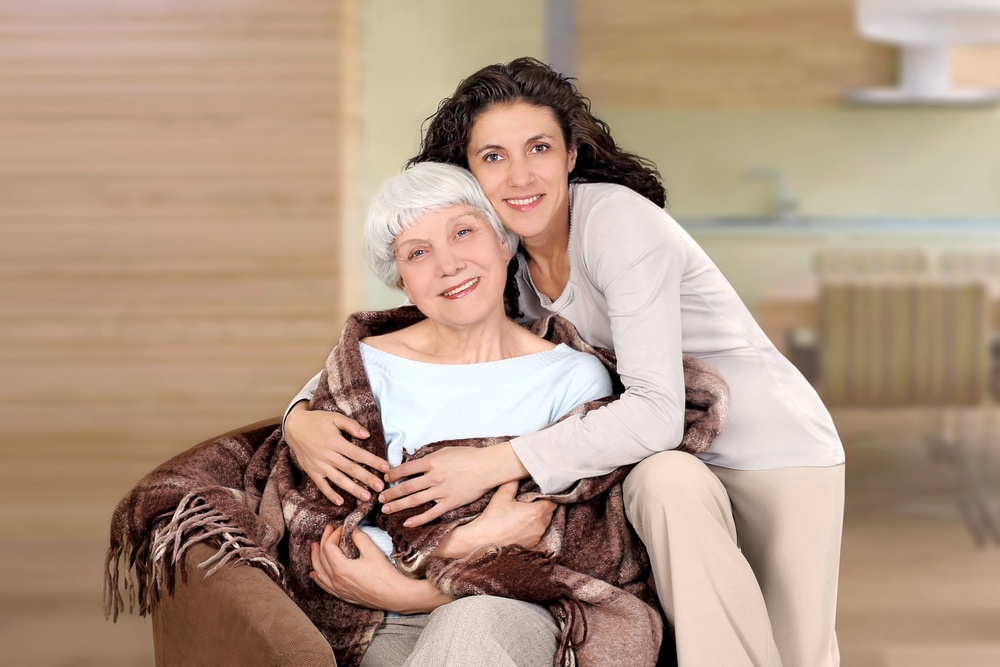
[147,419,337,667]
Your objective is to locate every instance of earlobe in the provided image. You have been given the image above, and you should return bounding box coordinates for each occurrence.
[567,148,578,173]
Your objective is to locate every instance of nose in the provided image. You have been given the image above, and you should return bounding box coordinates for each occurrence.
[435,245,465,276]
[506,154,534,188]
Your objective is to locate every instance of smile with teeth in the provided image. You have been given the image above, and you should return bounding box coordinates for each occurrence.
[442,277,479,297]
[505,195,542,206]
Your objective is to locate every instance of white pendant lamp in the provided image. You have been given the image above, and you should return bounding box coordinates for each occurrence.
[847,0,1000,104]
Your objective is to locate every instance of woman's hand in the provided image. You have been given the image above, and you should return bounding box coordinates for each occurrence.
[380,443,530,527]
[433,481,556,559]
[310,525,450,614]
[285,403,389,505]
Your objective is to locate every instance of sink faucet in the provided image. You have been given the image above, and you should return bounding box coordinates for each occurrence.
[745,168,800,224]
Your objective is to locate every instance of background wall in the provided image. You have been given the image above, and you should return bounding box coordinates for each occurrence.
[4,0,999,664]
[356,0,546,310]
[358,0,1000,308]
[0,0,358,662]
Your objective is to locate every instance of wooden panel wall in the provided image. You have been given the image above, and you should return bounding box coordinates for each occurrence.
[0,0,360,538]
[578,0,895,106]
[577,0,1000,107]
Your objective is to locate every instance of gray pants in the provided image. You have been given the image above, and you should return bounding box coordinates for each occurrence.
[360,596,559,667]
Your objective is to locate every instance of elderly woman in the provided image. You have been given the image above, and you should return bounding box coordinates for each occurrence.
[310,161,614,667]
[106,161,720,667]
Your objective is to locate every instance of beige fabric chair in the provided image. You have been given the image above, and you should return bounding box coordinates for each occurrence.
[148,419,338,667]
[938,250,1000,402]
[938,250,1000,277]
[818,278,989,407]
[818,277,998,544]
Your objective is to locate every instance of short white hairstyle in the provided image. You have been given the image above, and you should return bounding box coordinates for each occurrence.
[364,162,519,287]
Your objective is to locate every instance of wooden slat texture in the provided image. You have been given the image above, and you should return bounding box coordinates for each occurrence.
[578,0,896,106]
[0,0,360,539]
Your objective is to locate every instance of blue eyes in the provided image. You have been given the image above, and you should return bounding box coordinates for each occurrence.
[405,229,472,260]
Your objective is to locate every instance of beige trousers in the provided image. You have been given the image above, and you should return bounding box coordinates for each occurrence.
[359,596,559,667]
[623,451,844,667]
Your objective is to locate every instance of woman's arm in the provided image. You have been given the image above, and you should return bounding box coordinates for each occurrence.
[380,355,611,526]
[382,191,688,515]
[509,192,688,493]
[430,481,556,558]
[380,442,528,525]
[283,374,389,506]
[310,525,451,614]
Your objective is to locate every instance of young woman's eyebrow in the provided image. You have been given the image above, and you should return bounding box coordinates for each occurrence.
[472,133,555,156]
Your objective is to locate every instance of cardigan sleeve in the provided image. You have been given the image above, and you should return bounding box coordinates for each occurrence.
[510,192,688,493]
[281,371,322,432]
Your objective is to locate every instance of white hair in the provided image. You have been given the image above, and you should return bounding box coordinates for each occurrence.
[364,162,519,287]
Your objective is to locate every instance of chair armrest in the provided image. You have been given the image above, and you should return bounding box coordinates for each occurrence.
[152,542,336,667]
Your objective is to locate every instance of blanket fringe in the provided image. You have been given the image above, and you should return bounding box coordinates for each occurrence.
[103,492,280,622]
[552,586,588,667]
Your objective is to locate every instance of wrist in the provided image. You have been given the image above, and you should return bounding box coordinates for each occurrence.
[432,522,483,559]
[393,579,452,614]
[488,442,530,485]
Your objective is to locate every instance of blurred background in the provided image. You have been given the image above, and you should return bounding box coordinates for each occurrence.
[2,0,999,665]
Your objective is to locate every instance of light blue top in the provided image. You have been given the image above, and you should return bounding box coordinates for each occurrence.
[356,341,612,564]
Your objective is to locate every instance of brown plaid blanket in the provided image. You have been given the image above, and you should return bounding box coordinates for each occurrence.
[105,307,728,666]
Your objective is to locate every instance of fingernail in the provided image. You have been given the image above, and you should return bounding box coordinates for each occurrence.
[382,504,392,513]
[374,482,384,492]
[403,519,412,527]
[335,498,343,506]
[377,494,385,503]
[360,428,370,437]
[361,491,371,501]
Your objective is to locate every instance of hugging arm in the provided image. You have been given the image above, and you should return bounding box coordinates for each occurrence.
[284,379,390,506]
[510,196,688,493]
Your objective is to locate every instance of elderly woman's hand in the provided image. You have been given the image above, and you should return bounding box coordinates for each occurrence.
[310,525,451,614]
[285,403,389,506]
[432,481,556,559]
[380,443,530,527]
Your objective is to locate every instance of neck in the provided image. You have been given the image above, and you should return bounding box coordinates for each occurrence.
[520,196,572,273]
[410,310,530,364]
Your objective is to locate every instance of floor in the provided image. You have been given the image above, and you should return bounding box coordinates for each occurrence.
[1,409,998,667]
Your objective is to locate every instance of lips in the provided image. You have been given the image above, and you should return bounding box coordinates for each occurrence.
[503,194,543,210]
[441,277,480,298]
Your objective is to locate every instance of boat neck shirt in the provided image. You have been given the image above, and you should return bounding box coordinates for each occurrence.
[356,341,612,561]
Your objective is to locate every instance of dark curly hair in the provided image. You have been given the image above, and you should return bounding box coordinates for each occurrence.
[407,57,667,319]
[406,57,666,208]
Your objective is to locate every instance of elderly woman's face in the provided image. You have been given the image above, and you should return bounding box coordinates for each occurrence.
[395,205,512,329]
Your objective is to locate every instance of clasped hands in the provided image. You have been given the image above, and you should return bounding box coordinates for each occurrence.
[288,405,555,609]
[310,481,556,613]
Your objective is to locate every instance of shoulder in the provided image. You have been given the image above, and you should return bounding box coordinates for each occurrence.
[549,345,612,386]
[574,182,671,221]
[571,183,689,279]
[359,321,428,359]
[574,182,683,246]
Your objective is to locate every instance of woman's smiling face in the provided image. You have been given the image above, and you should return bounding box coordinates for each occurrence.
[466,101,577,246]
[394,205,512,330]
